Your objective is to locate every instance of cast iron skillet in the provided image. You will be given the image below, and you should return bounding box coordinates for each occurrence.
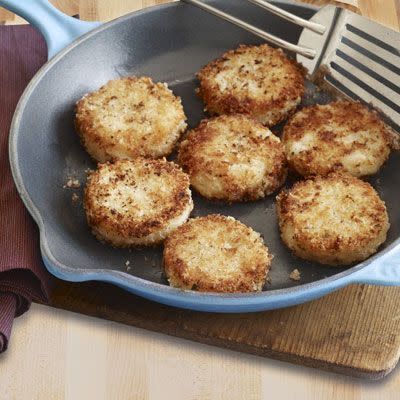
[2,0,400,312]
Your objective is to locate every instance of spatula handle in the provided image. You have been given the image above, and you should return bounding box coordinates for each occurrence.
[247,0,326,34]
[181,0,317,59]
[0,0,100,59]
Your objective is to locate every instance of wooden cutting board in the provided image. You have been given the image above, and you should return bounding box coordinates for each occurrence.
[3,0,400,380]
[48,280,400,379]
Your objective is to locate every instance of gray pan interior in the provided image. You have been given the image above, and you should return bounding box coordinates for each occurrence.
[12,0,400,292]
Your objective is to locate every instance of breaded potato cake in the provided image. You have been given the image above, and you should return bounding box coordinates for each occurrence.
[75,77,187,162]
[276,173,389,266]
[282,101,392,177]
[163,214,272,292]
[178,115,287,202]
[84,158,193,247]
[196,44,305,126]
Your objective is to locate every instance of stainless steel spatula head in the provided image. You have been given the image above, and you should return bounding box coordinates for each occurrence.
[297,5,400,130]
[182,0,400,131]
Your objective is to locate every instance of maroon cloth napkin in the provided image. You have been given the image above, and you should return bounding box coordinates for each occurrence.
[0,25,54,352]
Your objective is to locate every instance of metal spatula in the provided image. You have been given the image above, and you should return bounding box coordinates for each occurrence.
[182,0,400,131]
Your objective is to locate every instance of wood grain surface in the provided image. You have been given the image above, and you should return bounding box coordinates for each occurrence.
[0,0,400,398]
[2,301,400,400]
[46,281,400,379]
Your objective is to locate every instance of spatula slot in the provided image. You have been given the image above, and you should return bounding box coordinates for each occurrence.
[330,61,400,114]
[345,24,400,57]
[340,37,400,76]
[335,49,400,96]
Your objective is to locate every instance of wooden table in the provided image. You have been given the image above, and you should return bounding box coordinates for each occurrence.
[0,1,399,398]
[1,303,400,399]
[1,0,399,30]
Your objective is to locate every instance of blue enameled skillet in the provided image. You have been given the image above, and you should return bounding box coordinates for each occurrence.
[2,0,400,312]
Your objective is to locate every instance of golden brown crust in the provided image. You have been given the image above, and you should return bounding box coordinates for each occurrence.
[276,172,390,266]
[178,115,287,202]
[196,44,305,126]
[84,158,193,247]
[163,214,272,292]
[282,101,392,177]
[75,76,187,162]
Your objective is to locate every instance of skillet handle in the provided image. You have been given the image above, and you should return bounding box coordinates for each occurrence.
[350,246,400,286]
[0,0,100,59]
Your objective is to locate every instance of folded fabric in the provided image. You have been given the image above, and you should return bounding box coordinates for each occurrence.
[0,25,54,352]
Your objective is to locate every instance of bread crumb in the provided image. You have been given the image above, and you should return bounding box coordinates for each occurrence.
[63,177,80,188]
[387,126,399,150]
[71,193,79,204]
[289,269,301,281]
